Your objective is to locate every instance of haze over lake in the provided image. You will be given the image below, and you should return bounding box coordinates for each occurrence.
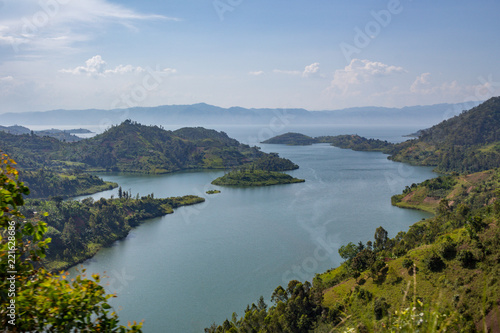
[69,125,436,332]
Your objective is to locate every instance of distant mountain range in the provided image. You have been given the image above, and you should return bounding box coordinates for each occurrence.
[0,125,92,142]
[0,101,483,129]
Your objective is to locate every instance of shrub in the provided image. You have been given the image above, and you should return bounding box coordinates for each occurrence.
[402,258,414,269]
[438,238,457,260]
[457,250,476,268]
[423,252,446,272]
[373,297,389,320]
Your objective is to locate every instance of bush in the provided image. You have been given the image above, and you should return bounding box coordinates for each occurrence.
[438,238,457,260]
[373,298,389,320]
[423,252,446,272]
[457,250,476,268]
[402,258,414,269]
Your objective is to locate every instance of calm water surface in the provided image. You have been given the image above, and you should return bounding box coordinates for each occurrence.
[69,126,436,332]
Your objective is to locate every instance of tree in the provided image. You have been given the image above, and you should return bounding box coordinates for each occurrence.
[338,242,359,262]
[374,226,388,252]
[0,153,142,331]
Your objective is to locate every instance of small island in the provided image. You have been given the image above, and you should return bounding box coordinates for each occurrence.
[262,132,317,145]
[262,132,394,152]
[206,189,221,194]
[211,169,305,187]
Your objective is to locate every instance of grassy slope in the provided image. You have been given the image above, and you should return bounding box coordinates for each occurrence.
[389,97,500,173]
[392,169,500,214]
[318,169,500,331]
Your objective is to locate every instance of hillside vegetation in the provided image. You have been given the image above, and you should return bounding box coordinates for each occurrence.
[22,194,204,271]
[0,120,298,174]
[0,121,299,197]
[206,171,500,332]
[20,169,117,199]
[390,97,500,173]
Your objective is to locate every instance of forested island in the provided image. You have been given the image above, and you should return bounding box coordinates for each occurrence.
[206,97,500,332]
[212,169,305,187]
[263,132,394,152]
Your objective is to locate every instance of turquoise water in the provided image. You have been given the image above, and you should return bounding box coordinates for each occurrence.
[68,129,436,332]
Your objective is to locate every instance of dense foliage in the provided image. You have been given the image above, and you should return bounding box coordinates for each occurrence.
[390,97,500,173]
[316,135,393,152]
[0,120,298,175]
[211,169,304,187]
[19,169,117,199]
[262,132,317,145]
[205,281,325,333]
[0,153,143,331]
[21,194,204,271]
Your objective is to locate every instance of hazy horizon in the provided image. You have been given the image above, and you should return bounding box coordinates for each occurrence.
[1,1,500,113]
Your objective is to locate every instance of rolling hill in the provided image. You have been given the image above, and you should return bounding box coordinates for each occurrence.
[390,97,500,173]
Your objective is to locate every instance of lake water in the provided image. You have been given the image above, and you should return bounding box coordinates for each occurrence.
[68,125,436,332]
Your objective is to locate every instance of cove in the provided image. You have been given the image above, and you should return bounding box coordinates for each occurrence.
[68,141,436,332]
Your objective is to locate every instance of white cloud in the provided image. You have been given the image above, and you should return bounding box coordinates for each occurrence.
[327,59,406,96]
[249,71,264,76]
[273,62,323,78]
[0,0,180,53]
[59,55,176,77]
[302,62,320,77]
[410,72,431,93]
[0,76,14,82]
[409,72,500,102]
[273,69,301,76]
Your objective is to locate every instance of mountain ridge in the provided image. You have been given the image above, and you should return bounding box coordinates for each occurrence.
[0,101,482,128]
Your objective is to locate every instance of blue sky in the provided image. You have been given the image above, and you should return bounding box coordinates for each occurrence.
[1,0,499,112]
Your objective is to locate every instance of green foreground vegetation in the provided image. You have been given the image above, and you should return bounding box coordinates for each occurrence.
[0,154,144,331]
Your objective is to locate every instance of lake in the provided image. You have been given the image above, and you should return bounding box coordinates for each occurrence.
[68,125,436,332]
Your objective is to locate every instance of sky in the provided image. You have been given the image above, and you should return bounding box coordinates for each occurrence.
[0,0,500,113]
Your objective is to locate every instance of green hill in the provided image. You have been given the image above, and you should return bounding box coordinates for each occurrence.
[262,132,317,145]
[0,120,299,173]
[390,97,500,173]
